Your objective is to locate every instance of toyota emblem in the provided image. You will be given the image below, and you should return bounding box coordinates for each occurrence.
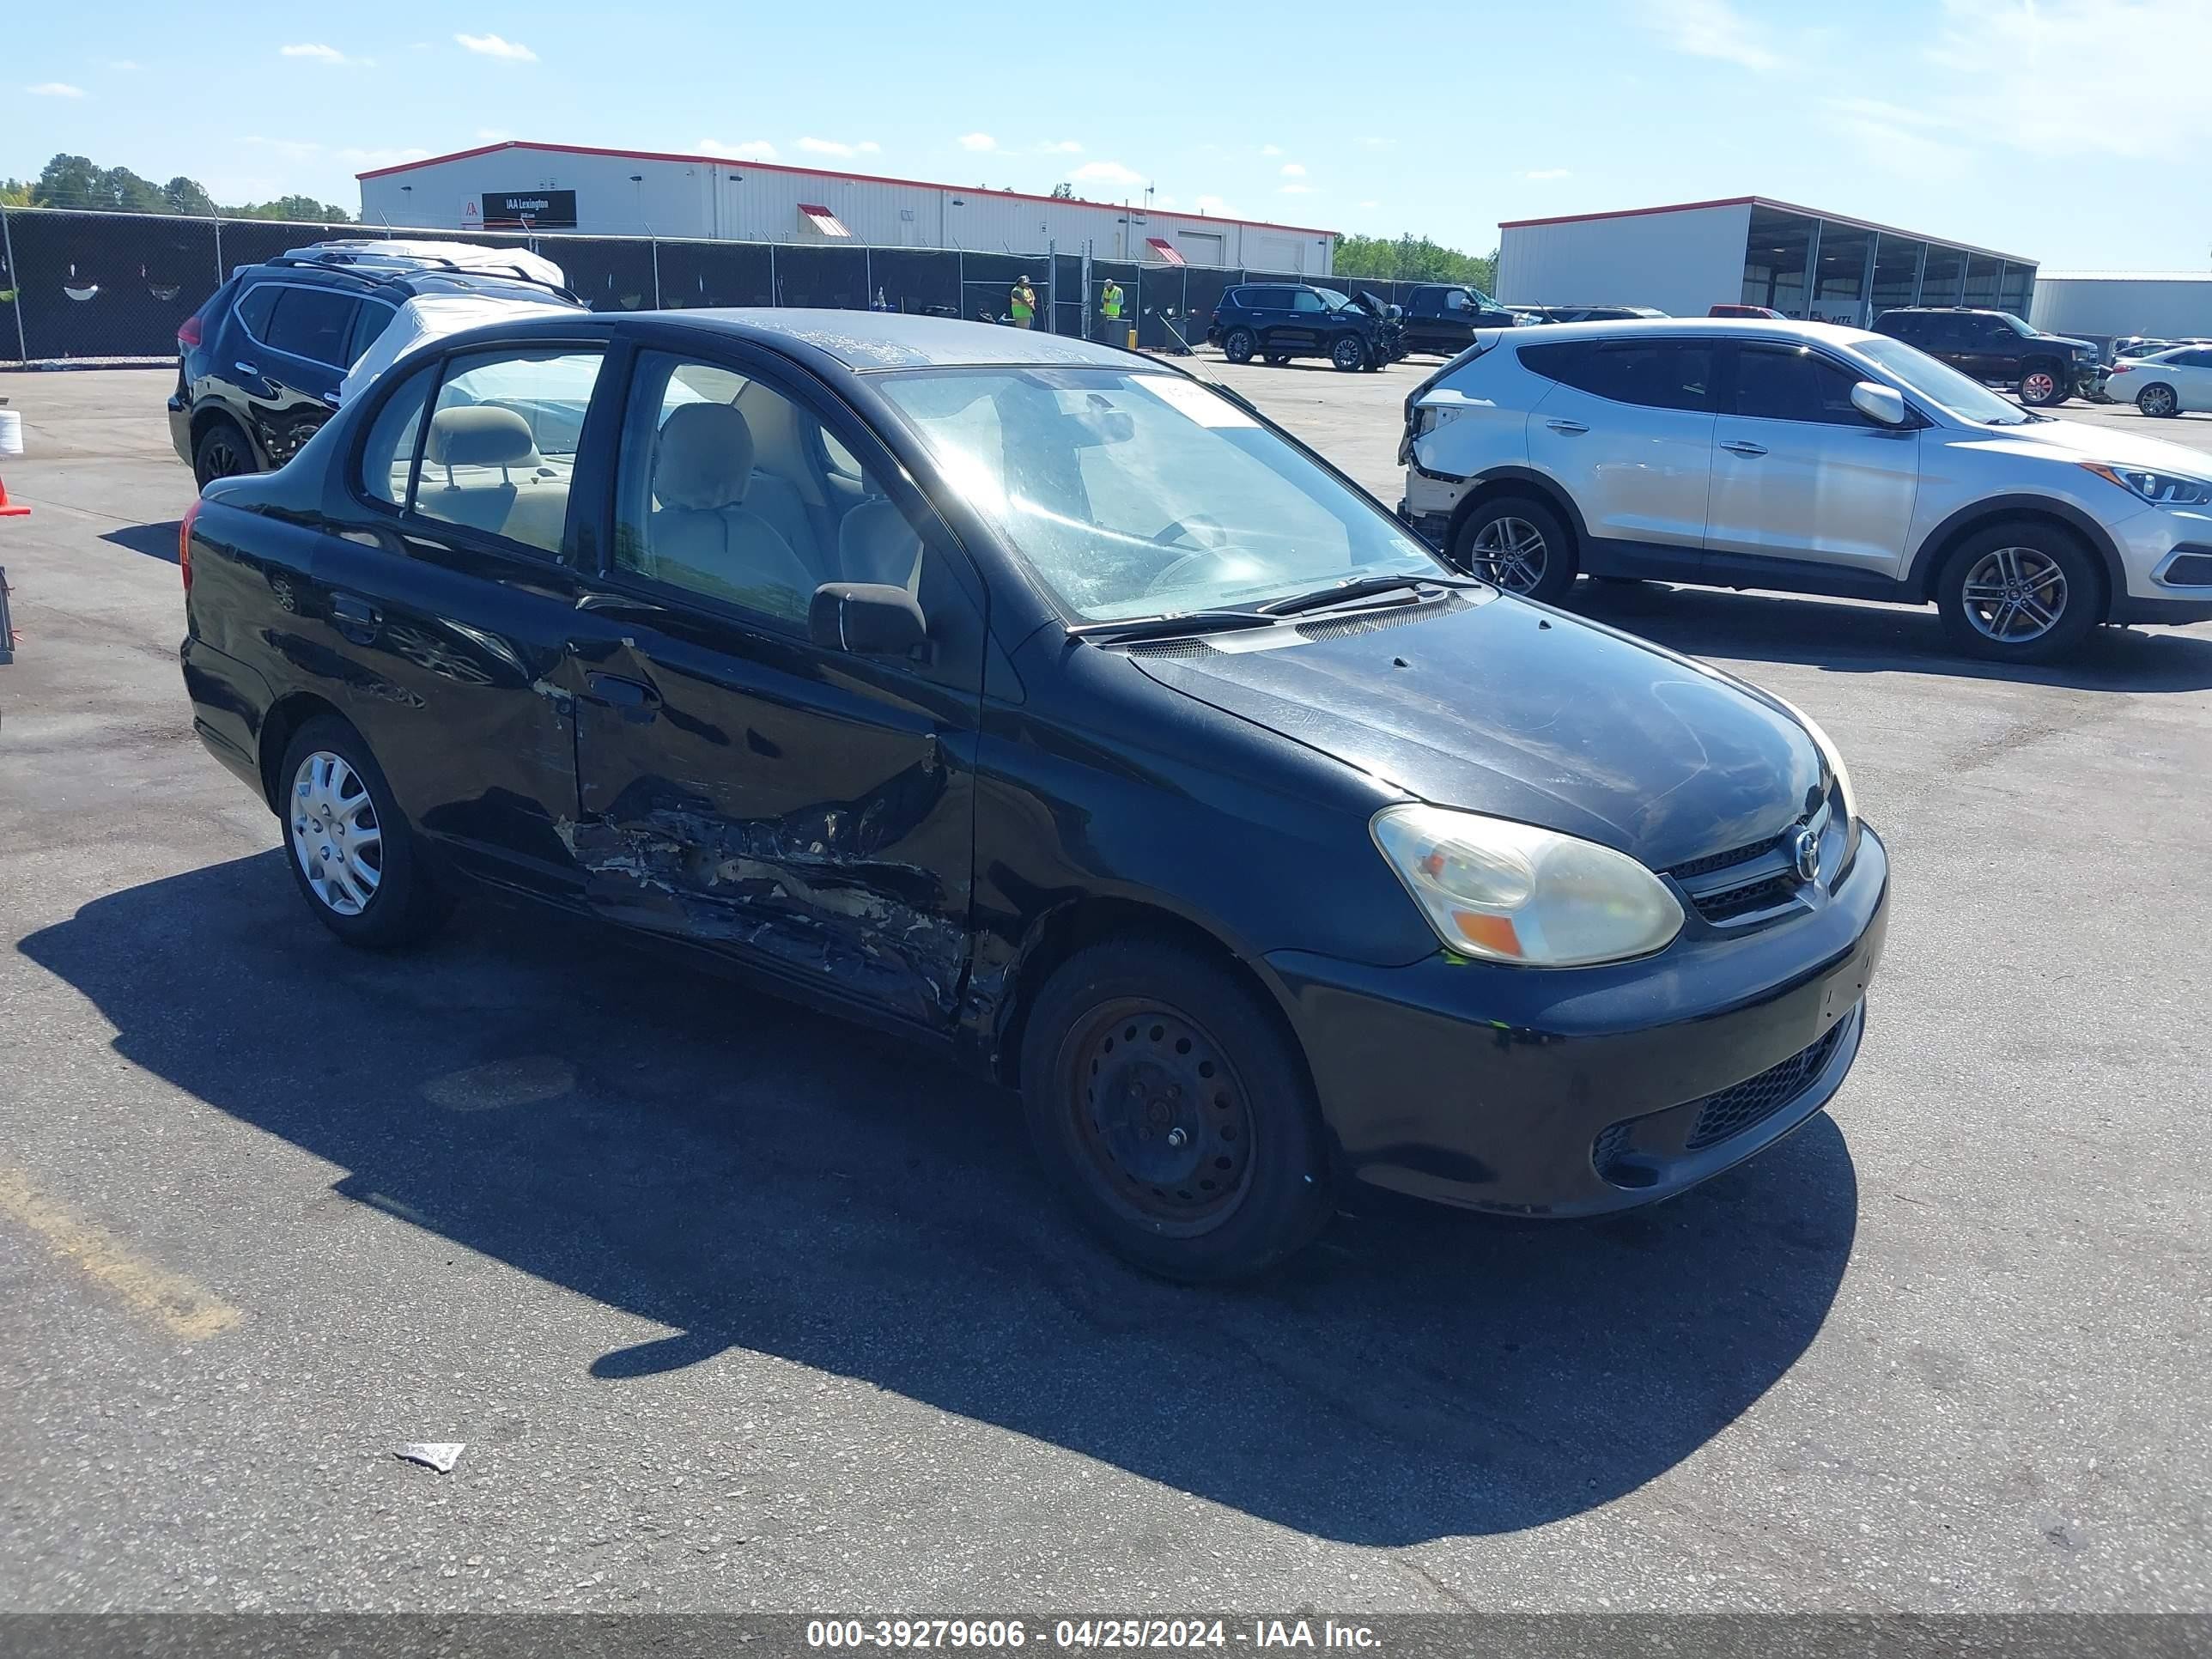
[1792,827,1821,883]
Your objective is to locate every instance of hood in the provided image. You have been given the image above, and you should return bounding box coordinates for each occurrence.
[1128,592,1823,871]
[2038,331,2096,352]
[1977,413,2212,476]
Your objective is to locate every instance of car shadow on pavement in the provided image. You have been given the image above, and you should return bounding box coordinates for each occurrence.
[1566,580,2212,693]
[99,521,183,565]
[20,851,1860,1547]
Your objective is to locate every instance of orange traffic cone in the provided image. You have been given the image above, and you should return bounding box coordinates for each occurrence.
[0,476,27,518]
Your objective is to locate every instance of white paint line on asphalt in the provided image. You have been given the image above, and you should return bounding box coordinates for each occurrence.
[0,1165,245,1341]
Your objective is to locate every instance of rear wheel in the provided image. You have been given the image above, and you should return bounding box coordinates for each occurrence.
[191,417,254,489]
[1936,521,2101,662]
[1222,327,1256,365]
[2137,383,2179,417]
[1330,335,1366,373]
[2018,360,2068,407]
[1454,495,1578,604]
[1019,939,1334,1283]
[277,717,451,947]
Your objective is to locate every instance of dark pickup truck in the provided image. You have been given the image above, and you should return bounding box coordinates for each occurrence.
[1397,283,1519,356]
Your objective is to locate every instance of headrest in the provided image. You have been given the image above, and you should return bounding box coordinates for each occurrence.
[426,404,538,469]
[838,500,924,588]
[654,403,755,511]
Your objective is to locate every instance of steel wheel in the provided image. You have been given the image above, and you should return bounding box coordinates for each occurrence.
[1468,514,1549,593]
[1959,545,2069,644]
[1060,998,1255,1237]
[2138,384,2178,417]
[289,750,385,917]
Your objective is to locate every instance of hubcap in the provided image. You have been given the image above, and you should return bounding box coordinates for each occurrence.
[289,750,384,916]
[1468,515,1548,592]
[1061,1001,1254,1233]
[2023,371,2055,403]
[1960,545,2068,644]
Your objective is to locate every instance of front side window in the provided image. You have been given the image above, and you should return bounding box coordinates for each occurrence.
[612,353,910,628]
[879,367,1438,623]
[1291,290,1328,313]
[1731,345,1874,426]
[264,287,361,368]
[1520,340,1715,411]
[414,348,604,553]
[1849,336,2033,425]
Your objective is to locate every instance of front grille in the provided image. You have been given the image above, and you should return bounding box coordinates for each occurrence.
[1668,836,1775,883]
[1684,1018,1850,1152]
[1692,871,1801,924]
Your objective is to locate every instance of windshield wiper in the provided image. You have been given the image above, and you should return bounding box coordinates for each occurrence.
[1066,610,1279,644]
[1256,574,1477,617]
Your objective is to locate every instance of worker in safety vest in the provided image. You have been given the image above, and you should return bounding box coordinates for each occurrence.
[1009,276,1037,329]
[1100,277,1124,324]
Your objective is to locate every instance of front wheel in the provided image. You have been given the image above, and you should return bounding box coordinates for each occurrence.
[1936,522,2100,662]
[1330,335,1366,373]
[1019,940,1334,1283]
[1222,328,1256,365]
[2136,382,2179,417]
[1453,495,1578,603]
[2017,361,2068,407]
[277,717,452,947]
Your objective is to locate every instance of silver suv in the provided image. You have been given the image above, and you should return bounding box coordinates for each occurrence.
[1398,319,2212,661]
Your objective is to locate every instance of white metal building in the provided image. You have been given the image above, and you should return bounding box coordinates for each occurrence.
[2029,273,2212,343]
[1496,196,2038,328]
[356,142,1336,273]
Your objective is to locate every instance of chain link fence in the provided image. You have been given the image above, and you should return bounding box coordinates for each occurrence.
[0,206,1457,364]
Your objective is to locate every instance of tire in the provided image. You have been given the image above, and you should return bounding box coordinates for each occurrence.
[2136,383,2179,418]
[191,416,255,489]
[1935,520,2102,663]
[2016,360,2068,408]
[1222,328,1256,365]
[1453,495,1578,604]
[1330,335,1366,373]
[1263,352,1289,367]
[276,716,452,948]
[1018,939,1334,1283]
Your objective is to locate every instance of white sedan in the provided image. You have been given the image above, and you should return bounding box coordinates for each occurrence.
[2103,345,2212,418]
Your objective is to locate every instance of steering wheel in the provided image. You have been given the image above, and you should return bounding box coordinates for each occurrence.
[1145,514,1243,597]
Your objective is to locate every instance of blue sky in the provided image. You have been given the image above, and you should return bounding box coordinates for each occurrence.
[11,0,2209,270]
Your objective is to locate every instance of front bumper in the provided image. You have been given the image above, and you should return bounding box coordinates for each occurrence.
[1268,825,1889,1216]
[2111,507,2212,623]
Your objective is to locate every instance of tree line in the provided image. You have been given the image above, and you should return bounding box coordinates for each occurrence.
[1334,233,1498,291]
[1,154,351,223]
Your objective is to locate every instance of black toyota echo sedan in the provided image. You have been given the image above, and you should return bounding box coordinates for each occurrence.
[179,310,1889,1281]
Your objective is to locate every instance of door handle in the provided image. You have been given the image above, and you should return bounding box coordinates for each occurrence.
[1721,440,1769,457]
[582,671,662,722]
[1545,418,1589,434]
[234,361,260,379]
[331,592,379,645]
[322,390,343,408]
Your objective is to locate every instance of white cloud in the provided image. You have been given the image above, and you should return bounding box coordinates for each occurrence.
[1279,162,1306,178]
[1073,160,1144,185]
[1357,199,1382,209]
[1036,139,1083,154]
[1259,144,1282,156]
[1279,184,1314,196]
[105,59,142,70]
[957,132,998,153]
[455,32,537,61]
[797,137,880,158]
[1355,136,1393,151]
[476,127,514,142]
[336,145,430,167]
[1640,0,1779,71]
[1820,95,1972,179]
[699,137,778,161]
[27,82,87,96]
[280,43,347,62]
[1195,194,1232,215]
[1524,167,1571,180]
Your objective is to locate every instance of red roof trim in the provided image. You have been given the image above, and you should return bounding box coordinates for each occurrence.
[358,140,1342,238]
[1498,195,2034,266]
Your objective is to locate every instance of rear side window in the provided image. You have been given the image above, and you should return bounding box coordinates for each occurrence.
[233,283,280,341]
[415,349,605,555]
[347,301,400,365]
[358,358,438,508]
[1730,345,1875,426]
[1519,340,1715,411]
[264,287,362,367]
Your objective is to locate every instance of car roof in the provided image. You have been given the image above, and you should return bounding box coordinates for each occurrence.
[633,307,1158,371]
[246,259,572,308]
[1494,317,1886,348]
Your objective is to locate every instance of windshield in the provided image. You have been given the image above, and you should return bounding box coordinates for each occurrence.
[1994,312,2035,335]
[1316,289,1354,311]
[1850,336,2035,426]
[878,368,1441,623]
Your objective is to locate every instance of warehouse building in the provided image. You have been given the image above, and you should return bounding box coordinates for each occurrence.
[2029,273,2212,345]
[356,142,1336,274]
[1496,196,2037,328]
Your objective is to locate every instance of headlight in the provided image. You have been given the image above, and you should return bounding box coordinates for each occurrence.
[1370,805,1684,968]
[2081,463,2212,507]
[1759,694,1857,826]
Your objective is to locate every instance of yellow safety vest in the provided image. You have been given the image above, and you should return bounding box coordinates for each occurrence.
[1011,286,1035,319]
[1102,284,1122,318]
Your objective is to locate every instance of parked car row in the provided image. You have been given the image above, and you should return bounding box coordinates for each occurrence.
[1867,307,2098,407]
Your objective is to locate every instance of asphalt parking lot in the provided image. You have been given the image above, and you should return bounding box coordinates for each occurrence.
[2,358,2209,1613]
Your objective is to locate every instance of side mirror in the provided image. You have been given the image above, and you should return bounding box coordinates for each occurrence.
[1850,380,1909,427]
[810,582,927,657]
